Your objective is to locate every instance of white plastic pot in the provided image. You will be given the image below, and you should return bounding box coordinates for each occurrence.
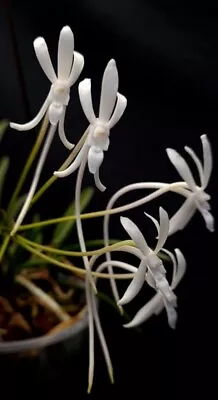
[0,308,88,386]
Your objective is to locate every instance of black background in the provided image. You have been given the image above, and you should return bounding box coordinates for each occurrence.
[0,0,217,398]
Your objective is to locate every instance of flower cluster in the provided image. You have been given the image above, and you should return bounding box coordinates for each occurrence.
[10,26,127,234]
[7,26,214,392]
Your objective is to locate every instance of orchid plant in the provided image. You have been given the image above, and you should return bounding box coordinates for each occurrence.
[0,26,214,392]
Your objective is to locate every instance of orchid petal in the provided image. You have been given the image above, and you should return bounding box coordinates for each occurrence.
[146,270,156,288]
[10,91,50,131]
[156,277,177,304]
[118,259,147,306]
[99,59,118,122]
[168,196,196,235]
[185,145,204,187]
[197,205,215,232]
[161,248,177,286]
[108,93,127,129]
[124,292,163,328]
[153,247,186,290]
[162,298,177,329]
[58,106,74,150]
[54,143,88,177]
[154,207,169,254]
[94,169,106,192]
[34,37,56,83]
[120,217,150,256]
[154,303,165,315]
[88,147,104,174]
[201,134,213,188]
[78,79,96,124]
[144,211,160,236]
[58,26,74,81]
[166,148,196,192]
[172,249,186,288]
[68,51,84,87]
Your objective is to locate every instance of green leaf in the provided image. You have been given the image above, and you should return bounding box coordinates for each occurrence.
[8,241,18,258]
[0,157,10,207]
[52,187,94,247]
[27,213,43,243]
[8,194,26,220]
[16,259,51,273]
[13,214,44,273]
[0,120,8,143]
[34,231,43,245]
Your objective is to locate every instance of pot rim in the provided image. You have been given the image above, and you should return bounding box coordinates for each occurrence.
[0,308,88,354]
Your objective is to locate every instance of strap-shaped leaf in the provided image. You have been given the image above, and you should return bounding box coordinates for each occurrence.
[0,120,8,143]
[14,214,44,273]
[52,187,94,247]
[27,214,43,244]
[0,157,10,207]
[8,194,26,220]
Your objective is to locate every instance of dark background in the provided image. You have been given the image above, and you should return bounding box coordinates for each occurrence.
[0,0,217,398]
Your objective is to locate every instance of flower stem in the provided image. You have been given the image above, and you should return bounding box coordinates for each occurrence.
[86,278,95,393]
[10,124,56,236]
[16,237,134,280]
[17,234,134,257]
[74,152,97,292]
[91,284,114,386]
[7,114,49,216]
[31,127,89,206]
[18,182,188,232]
[73,155,106,391]
[0,235,10,263]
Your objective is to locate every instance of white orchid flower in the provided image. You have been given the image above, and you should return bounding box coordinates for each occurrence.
[124,248,186,329]
[119,208,177,327]
[54,59,127,190]
[166,134,214,235]
[10,26,84,150]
